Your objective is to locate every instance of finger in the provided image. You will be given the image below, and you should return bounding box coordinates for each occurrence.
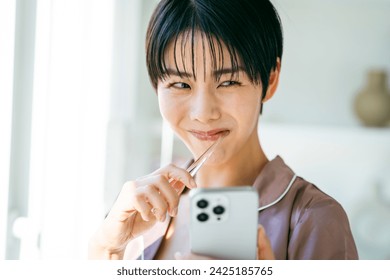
[107,181,140,221]
[141,185,168,222]
[154,175,180,216]
[131,192,154,222]
[153,163,197,190]
[138,174,180,217]
[257,225,275,260]
[169,179,185,194]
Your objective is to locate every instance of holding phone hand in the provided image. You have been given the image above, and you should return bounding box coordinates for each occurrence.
[256,225,275,260]
[88,164,197,259]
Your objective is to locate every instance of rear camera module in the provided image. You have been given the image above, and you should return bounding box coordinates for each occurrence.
[213,205,225,215]
[197,213,209,222]
[196,199,209,209]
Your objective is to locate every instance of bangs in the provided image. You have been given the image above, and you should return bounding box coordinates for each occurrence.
[158,29,244,83]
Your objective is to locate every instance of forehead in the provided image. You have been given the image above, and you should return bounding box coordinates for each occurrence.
[163,30,239,75]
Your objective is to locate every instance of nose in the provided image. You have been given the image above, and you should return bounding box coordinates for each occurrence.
[189,86,221,123]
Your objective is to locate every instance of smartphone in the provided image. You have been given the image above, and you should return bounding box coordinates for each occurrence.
[189,187,259,260]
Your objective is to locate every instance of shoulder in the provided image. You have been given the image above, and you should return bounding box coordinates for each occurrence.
[290,176,348,227]
[287,177,358,259]
[254,156,344,218]
[254,156,358,259]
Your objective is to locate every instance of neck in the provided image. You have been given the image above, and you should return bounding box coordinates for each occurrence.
[195,131,268,188]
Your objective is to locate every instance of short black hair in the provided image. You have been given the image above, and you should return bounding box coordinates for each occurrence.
[145,0,283,100]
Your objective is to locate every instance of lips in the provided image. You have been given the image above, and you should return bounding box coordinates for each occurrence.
[189,129,229,141]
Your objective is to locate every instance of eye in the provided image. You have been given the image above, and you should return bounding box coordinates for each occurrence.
[171,82,191,89]
[219,80,241,87]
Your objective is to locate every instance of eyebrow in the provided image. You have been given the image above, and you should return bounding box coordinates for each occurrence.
[163,67,245,79]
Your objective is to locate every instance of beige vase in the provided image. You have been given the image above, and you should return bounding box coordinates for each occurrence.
[354,70,390,127]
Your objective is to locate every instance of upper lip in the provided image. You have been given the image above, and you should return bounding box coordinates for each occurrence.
[189,129,229,136]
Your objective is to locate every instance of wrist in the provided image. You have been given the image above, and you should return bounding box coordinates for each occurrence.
[88,232,126,260]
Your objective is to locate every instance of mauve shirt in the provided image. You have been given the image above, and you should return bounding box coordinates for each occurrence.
[139,156,359,260]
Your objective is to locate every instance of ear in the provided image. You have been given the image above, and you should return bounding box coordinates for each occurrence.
[262,58,281,103]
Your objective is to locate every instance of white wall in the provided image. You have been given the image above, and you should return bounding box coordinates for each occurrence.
[265,0,390,126]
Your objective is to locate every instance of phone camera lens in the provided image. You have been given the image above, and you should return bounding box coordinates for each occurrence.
[197,213,209,222]
[196,199,208,209]
[213,205,225,215]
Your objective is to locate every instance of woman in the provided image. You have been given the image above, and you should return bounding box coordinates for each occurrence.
[89,0,358,260]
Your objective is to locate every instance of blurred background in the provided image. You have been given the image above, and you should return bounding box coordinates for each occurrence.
[0,0,389,260]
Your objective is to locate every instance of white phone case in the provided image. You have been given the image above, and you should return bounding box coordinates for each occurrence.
[189,187,259,260]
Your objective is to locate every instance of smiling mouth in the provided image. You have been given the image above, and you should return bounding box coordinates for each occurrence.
[189,129,230,141]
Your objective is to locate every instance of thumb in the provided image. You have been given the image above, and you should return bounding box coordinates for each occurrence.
[257,225,275,260]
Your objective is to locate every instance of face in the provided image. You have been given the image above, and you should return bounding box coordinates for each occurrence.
[157,32,263,166]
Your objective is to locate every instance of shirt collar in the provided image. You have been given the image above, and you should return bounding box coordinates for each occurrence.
[252,155,296,209]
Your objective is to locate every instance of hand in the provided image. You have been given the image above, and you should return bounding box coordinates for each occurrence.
[88,163,197,259]
[257,225,275,260]
[174,225,275,260]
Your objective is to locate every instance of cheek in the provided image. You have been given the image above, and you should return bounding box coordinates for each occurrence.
[230,94,261,127]
[158,94,185,127]
[236,108,260,138]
